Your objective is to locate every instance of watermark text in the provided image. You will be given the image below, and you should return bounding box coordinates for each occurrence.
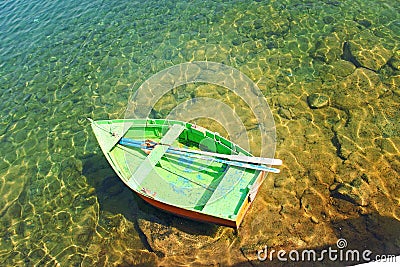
[257,238,397,263]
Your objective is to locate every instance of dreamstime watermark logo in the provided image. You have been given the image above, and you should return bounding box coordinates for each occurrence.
[257,238,398,263]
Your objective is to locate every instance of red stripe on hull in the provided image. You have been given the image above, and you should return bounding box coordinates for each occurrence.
[137,194,239,228]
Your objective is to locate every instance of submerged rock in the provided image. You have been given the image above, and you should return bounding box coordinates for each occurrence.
[137,217,215,257]
[307,93,330,109]
[388,50,400,71]
[330,60,356,77]
[311,35,343,63]
[343,31,393,71]
[330,177,370,206]
[278,107,294,120]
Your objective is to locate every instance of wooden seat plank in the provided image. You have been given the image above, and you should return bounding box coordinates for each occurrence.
[126,124,185,188]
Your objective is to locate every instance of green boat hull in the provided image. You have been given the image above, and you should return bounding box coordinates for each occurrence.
[90,118,266,228]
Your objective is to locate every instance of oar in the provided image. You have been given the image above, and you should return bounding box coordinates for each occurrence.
[118,139,280,173]
[120,139,280,173]
[120,138,282,166]
[160,146,281,173]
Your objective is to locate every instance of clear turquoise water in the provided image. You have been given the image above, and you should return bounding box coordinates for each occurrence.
[1,0,399,265]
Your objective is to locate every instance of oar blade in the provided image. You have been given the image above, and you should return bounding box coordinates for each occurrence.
[227,154,282,166]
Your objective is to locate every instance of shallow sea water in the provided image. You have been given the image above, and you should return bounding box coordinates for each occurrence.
[0,0,399,266]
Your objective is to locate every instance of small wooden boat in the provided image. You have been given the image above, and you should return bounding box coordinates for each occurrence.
[89,118,281,228]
